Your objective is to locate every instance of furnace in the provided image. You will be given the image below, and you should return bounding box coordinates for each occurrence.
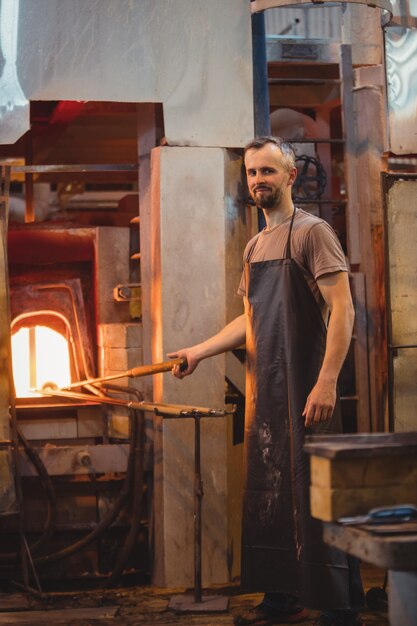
[0,110,158,587]
[2,201,150,586]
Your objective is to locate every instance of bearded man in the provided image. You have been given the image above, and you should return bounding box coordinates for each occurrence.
[169,136,364,626]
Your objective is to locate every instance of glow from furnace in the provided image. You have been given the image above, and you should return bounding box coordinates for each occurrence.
[12,326,71,397]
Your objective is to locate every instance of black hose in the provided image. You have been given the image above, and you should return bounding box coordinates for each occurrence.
[0,385,141,575]
[101,408,144,588]
[0,428,57,563]
[34,403,137,566]
[18,428,57,555]
[98,384,145,587]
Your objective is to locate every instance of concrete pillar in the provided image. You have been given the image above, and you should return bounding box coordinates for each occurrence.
[388,570,417,626]
[149,146,243,587]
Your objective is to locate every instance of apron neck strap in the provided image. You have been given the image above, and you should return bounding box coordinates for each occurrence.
[285,207,297,260]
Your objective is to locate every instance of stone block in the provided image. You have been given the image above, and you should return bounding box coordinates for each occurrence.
[19,418,77,441]
[98,323,143,349]
[99,346,143,374]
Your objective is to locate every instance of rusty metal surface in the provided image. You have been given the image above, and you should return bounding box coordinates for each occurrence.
[10,279,96,384]
[18,444,129,477]
[8,226,97,265]
[383,174,417,431]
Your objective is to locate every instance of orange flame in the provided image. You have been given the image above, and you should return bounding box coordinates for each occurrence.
[12,326,71,397]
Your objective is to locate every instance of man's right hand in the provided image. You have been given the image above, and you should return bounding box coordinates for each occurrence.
[167,312,246,380]
[167,347,201,379]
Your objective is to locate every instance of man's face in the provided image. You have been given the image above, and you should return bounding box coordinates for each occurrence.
[245,143,296,210]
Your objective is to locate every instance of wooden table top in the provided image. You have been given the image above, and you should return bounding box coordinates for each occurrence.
[323,522,417,570]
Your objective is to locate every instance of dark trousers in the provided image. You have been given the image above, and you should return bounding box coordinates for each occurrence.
[262,555,365,613]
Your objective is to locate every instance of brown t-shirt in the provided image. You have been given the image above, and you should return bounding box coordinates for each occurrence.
[238,209,348,320]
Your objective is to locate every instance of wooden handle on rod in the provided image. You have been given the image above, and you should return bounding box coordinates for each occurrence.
[127,358,187,378]
[61,358,187,390]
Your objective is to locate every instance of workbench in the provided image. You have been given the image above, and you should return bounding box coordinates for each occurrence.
[303,432,417,626]
[323,522,417,626]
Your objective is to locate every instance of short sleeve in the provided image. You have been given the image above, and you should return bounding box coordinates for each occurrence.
[237,235,260,297]
[237,269,246,297]
[305,222,348,279]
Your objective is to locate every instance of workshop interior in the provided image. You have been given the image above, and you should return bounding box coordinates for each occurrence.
[0,0,415,622]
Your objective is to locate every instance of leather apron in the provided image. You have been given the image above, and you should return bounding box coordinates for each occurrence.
[241,209,354,609]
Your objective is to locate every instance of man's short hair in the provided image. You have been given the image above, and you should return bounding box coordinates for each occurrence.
[244,135,296,172]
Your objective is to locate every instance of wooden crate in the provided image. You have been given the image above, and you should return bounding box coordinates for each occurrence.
[304,433,417,522]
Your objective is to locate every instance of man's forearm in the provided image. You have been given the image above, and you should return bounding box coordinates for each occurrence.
[317,303,354,384]
[192,314,246,361]
[168,313,246,377]
[304,271,354,425]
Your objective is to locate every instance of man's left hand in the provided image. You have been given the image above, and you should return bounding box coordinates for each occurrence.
[303,378,337,427]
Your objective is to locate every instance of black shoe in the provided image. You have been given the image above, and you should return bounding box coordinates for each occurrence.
[235,603,309,625]
[313,614,364,626]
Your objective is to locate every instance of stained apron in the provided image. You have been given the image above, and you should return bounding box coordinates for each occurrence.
[241,209,358,609]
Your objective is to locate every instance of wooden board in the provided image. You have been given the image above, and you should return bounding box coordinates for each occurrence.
[354,86,388,432]
[310,455,417,489]
[304,432,417,459]
[323,523,417,570]
[310,483,417,522]
[0,607,118,623]
[351,273,371,432]
[384,176,417,432]
[0,594,30,610]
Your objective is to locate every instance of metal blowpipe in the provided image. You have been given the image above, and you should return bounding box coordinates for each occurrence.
[37,387,229,417]
[60,357,187,390]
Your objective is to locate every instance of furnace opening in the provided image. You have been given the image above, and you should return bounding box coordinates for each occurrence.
[12,315,74,397]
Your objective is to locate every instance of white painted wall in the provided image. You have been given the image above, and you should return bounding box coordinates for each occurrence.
[1,0,254,146]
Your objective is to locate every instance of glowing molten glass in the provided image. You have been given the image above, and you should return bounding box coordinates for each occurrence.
[12,326,71,397]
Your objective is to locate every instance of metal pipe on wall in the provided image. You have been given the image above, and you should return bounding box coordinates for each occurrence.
[251,10,270,232]
[252,10,271,137]
[0,165,17,514]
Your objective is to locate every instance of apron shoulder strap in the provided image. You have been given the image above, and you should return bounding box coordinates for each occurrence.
[284,208,297,260]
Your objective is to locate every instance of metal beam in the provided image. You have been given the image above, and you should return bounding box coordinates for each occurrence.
[6,164,138,174]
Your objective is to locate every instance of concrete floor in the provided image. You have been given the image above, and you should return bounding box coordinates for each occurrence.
[0,563,389,625]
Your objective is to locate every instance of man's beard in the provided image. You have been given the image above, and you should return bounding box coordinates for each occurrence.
[252,186,283,209]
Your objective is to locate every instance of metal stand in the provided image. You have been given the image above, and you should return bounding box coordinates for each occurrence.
[168,414,229,614]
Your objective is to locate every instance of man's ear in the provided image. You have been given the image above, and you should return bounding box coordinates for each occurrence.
[288,166,297,186]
